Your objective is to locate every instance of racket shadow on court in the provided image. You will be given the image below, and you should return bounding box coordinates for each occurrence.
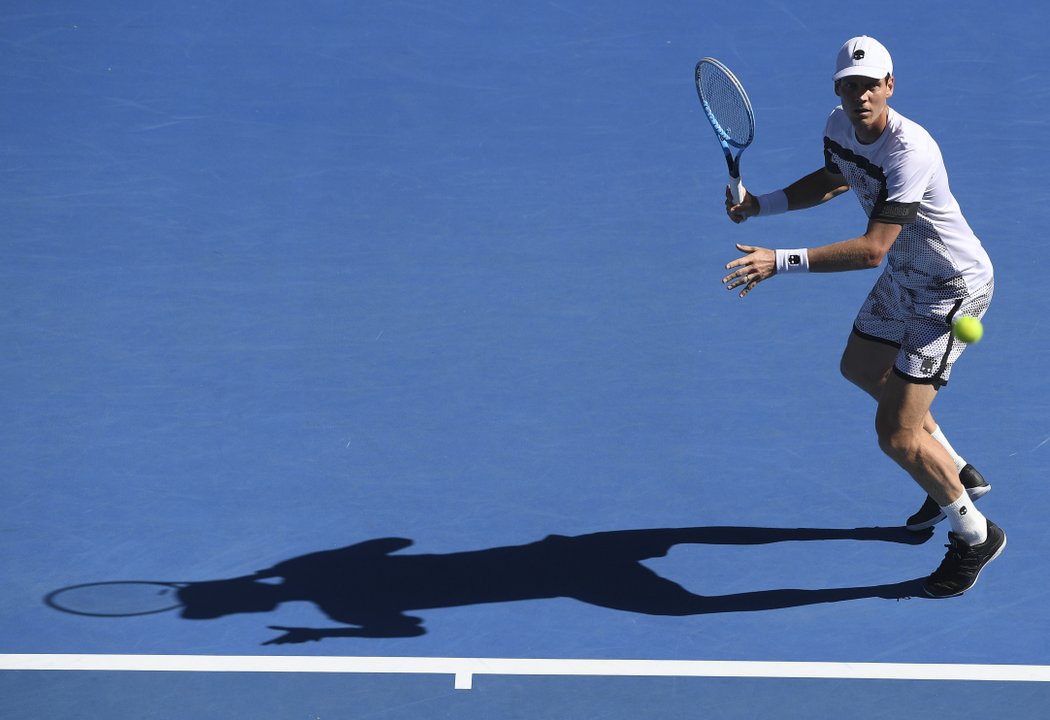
[46,525,934,645]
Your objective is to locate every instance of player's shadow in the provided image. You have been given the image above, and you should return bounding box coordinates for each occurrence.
[166,525,932,644]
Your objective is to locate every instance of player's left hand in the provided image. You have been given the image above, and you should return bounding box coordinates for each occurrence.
[723,243,775,298]
[264,626,326,645]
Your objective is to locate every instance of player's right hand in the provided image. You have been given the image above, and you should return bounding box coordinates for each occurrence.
[725,186,758,224]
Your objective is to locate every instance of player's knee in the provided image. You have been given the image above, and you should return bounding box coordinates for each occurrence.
[875,420,919,463]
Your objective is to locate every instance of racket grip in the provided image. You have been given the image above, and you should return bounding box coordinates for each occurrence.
[729,175,745,204]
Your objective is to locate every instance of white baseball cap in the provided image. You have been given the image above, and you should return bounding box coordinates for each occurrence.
[833,36,893,81]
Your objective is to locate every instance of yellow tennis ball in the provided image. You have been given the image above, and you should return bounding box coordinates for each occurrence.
[952,315,983,344]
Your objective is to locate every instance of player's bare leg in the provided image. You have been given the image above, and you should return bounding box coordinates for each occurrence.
[840,332,937,429]
[839,332,989,529]
[876,373,1006,597]
[875,376,961,505]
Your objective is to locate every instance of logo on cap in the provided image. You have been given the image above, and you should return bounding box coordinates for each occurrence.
[853,49,866,60]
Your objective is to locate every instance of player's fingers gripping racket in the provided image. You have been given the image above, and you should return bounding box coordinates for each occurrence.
[695,57,755,204]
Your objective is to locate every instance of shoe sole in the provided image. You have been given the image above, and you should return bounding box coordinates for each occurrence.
[905,484,991,532]
[923,532,1007,599]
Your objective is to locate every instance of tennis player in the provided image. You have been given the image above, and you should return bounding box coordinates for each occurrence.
[720,36,1004,598]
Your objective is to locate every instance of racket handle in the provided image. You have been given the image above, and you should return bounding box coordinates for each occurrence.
[729,175,745,205]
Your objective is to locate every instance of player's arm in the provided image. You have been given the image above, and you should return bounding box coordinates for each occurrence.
[727,168,848,223]
[808,218,901,272]
[783,167,850,210]
[722,219,901,298]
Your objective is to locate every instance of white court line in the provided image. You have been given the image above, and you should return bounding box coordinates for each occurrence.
[3,655,1050,690]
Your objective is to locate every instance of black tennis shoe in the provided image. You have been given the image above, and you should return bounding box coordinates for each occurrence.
[905,465,990,532]
[923,520,1006,598]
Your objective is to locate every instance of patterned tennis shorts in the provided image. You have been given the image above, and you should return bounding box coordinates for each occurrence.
[853,271,994,386]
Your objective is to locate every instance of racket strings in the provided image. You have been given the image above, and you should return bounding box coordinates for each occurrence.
[698,65,754,146]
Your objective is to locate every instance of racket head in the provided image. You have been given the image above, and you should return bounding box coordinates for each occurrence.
[695,57,755,150]
[45,581,188,617]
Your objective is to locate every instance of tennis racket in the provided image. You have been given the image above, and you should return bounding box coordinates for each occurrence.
[46,581,188,617]
[694,57,755,204]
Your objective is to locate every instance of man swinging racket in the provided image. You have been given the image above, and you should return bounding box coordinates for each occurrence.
[720,36,1004,598]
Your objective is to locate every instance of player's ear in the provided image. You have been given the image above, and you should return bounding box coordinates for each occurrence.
[834,79,841,97]
[885,74,894,97]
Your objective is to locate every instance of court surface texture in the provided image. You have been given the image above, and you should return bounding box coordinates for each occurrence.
[3,1,1049,717]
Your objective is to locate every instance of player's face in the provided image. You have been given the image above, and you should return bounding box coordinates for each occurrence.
[835,75,894,143]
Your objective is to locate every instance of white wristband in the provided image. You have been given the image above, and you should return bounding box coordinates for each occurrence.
[756,190,789,216]
[776,248,810,274]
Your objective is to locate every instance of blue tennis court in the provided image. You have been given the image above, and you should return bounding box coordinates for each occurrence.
[3,1,1049,717]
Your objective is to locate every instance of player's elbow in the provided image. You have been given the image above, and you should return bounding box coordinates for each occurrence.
[857,236,889,269]
[863,249,886,269]
[860,222,900,269]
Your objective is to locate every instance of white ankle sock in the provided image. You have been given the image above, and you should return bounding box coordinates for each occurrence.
[931,426,966,473]
[941,492,988,545]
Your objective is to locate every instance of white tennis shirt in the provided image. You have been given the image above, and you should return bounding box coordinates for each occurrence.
[823,106,993,299]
